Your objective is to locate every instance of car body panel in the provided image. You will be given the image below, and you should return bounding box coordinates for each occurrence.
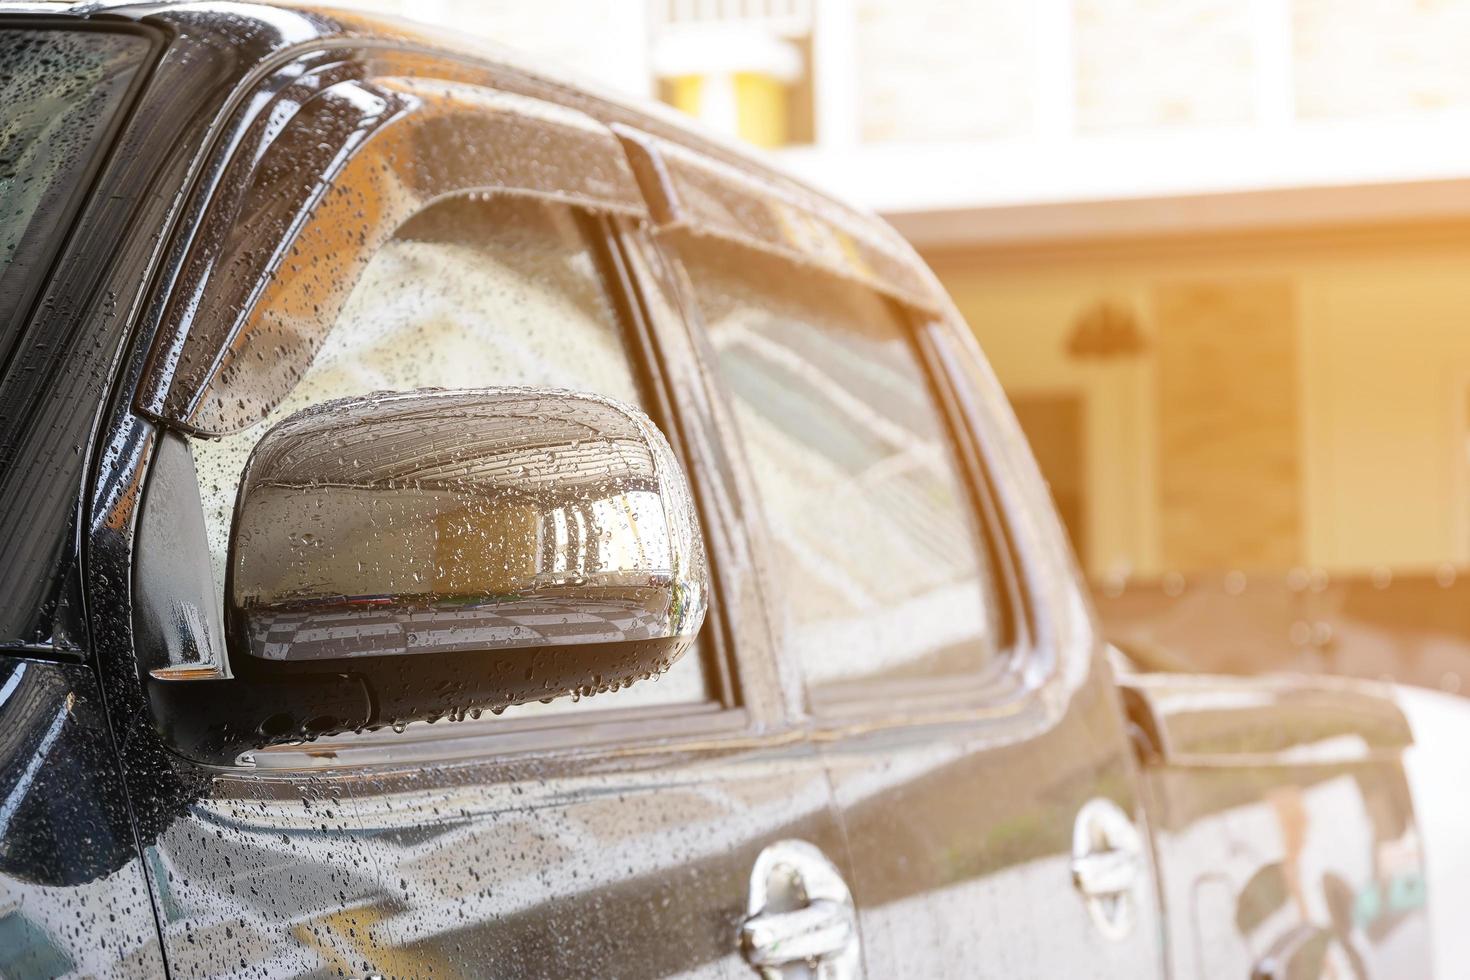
[1123,672,1429,978]
[817,663,1165,977]
[0,657,166,977]
[141,740,850,977]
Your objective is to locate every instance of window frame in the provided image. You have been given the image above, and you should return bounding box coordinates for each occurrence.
[129,62,756,768]
[905,313,1042,706]
[653,230,1042,720]
[241,201,749,770]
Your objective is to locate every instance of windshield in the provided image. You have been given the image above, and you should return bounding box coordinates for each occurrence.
[0,27,150,361]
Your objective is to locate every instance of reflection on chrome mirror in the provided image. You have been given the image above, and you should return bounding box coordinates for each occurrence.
[226,387,707,727]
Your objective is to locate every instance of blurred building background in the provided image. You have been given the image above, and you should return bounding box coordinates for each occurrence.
[328,0,1470,693]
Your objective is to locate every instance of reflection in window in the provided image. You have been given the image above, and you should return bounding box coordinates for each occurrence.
[679,235,1001,699]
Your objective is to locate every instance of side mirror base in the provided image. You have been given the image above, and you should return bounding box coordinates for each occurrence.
[151,635,689,765]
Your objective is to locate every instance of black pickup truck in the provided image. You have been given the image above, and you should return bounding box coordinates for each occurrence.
[0,4,1447,977]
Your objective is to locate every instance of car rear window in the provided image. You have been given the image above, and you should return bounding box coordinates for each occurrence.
[0,27,150,367]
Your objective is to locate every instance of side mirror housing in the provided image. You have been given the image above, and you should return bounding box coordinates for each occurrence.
[156,388,707,760]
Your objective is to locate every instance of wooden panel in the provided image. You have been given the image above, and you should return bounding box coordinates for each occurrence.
[1155,279,1300,570]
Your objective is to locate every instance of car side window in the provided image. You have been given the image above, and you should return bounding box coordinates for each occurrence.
[674,235,1003,705]
[190,193,710,714]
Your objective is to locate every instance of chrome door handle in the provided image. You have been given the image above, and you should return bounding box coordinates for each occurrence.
[741,840,859,978]
[1071,797,1144,941]
[1072,844,1141,897]
[742,898,854,967]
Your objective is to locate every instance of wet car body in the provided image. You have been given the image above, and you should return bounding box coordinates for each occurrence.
[0,3,1436,977]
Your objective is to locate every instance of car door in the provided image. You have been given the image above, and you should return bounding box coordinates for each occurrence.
[621,136,1168,976]
[89,46,855,978]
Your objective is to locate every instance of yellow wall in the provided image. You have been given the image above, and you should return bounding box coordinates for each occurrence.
[664,72,790,148]
[929,223,1470,578]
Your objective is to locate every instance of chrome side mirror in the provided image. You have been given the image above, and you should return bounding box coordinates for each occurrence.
[218,387,705,742]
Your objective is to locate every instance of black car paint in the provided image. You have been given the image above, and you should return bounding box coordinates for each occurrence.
[0,658,168,975]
